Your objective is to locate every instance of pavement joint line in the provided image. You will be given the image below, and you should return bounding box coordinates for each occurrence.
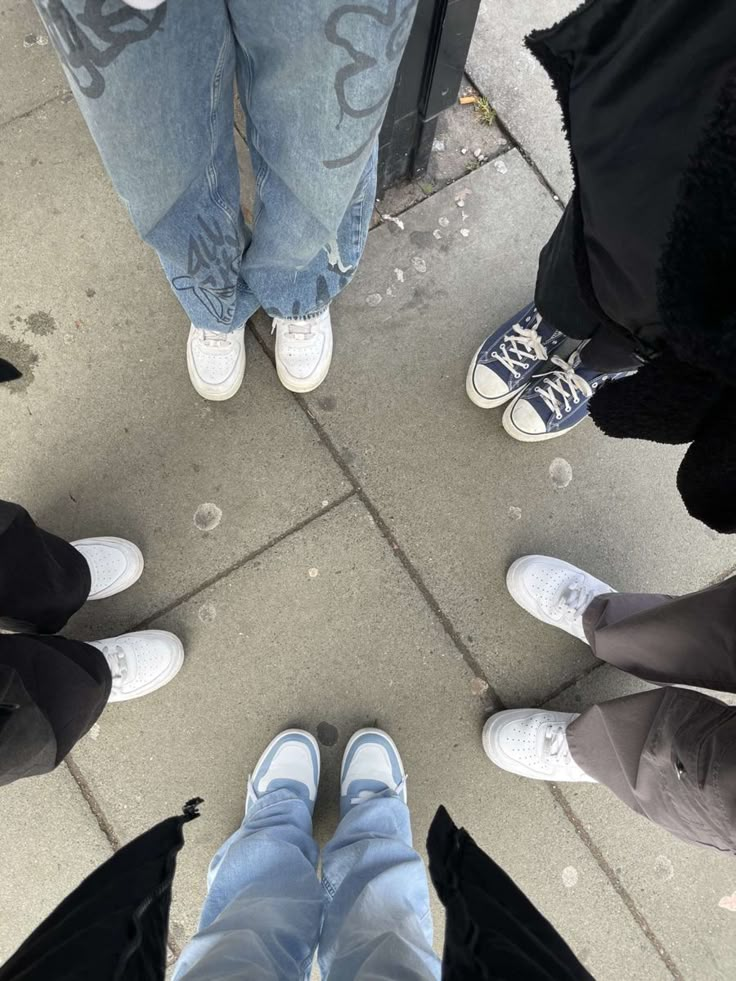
[549,784,683,980]
[464,68,566,210]
[63,756,121,851]
[0,88,71,132]
[252,331,503,714]
[540,659,605,706]
[126,488,357,633]
[64,759,186,959]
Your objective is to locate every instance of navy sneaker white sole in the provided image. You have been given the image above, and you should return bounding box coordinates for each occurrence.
[465,340,522,409]
[502,391,589,442]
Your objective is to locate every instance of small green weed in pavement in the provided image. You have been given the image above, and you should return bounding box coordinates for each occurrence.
[475,97,496,127]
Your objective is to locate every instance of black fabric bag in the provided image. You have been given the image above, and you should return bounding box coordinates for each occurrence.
[428,807,593,980]
[0,800,202,981]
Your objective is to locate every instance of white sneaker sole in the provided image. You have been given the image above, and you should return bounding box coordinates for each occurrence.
[465,341,521,409]
[106,630,184,702]
[482,711,596,782]
[502,395,588,442]
[72,537,145,601]
[186,332,246,402]
[276,331,334,394]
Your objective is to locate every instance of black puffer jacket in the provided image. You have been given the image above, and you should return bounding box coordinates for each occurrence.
[529,0,736,533]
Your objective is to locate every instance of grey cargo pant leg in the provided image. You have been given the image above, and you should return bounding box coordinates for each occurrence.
[566,577,736,852]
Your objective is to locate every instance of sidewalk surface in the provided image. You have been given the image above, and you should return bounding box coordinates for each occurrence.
[2,2,735,979]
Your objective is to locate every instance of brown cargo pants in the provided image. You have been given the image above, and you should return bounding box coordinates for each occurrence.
[567,576,736,853]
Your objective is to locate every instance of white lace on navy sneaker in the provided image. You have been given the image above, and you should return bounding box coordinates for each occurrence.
[491,314,548,378]
[534,354,593,419]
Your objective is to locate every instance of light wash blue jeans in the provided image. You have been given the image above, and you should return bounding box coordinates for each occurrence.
[172,788,441,980]
[35,0,416,329]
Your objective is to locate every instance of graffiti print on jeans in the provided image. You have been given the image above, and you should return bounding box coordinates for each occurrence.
[35,0,165,99]
[172,215,242,325]
[323,0,416,169]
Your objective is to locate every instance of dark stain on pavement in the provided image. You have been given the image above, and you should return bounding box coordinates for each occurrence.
[317,395,337,412]
[317,722,339,747]
[24,311,56,336]
[0,334,39,392]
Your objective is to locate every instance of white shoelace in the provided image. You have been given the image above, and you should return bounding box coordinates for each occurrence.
[533,355,593,419]
[349,775,407,807]
[200,329,233,349]
[99,643,128,685]
[542,724,573,767]
[490,314,548,377]
[550,575,595,624]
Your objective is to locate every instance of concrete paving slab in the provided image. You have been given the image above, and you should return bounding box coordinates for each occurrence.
[253,157,736,705]
[0,764,113,961]
[556,779,736,980]
[423,81,509,189]
[547,667,736,979]
[0,98,349,639]
[70,498,669,979]
[466,0,576,199]
[0,0,68,125]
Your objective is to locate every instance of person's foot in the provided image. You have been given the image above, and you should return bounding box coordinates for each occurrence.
[502,349,635,441]
[186,323,246,401]
[72,537,144,601]
[340,728,407,818]
[273,307,333,393]
[89,630,184,702]
[466,303,566,409]
[507,555,614,643]
[483,710,597,782]
[246,729,321,817]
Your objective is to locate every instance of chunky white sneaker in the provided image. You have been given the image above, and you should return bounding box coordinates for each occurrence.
[90,630,184,702]
[340,728,407,817]
[186,323,246,401]
[273,306,333,393]
[246,729,321,817]
[507,555,614,643]
[483,710,597,782]
[72,537,144,601]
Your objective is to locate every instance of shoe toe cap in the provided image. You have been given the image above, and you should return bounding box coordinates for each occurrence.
[509,397,547,435]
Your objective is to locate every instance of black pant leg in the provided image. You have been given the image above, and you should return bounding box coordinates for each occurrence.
[0,634,111,786]
[0,500,91,633]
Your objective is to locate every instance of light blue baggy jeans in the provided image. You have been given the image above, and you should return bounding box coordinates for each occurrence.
[172,788,441,980]
[35,0,417,329]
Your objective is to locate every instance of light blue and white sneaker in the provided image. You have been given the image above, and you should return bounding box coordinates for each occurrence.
[246,729,321,817]
[466,302,566,408]
[340,728,407,818]
[503,348,635,442]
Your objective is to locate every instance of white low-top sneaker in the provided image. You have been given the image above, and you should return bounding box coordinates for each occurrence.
[273,307,333,393]
[90,630,184,702]
[506,555,614,643]
[483,710,597,782]
[186,323,246,401]
[72,537,144,600]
